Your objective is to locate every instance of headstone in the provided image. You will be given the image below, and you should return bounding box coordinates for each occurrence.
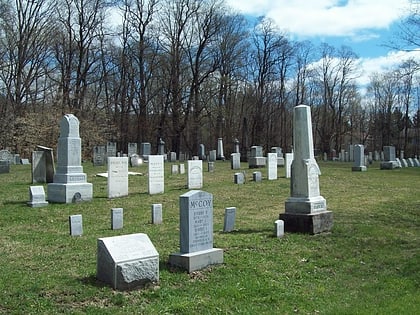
[0,150,13,165]
[352,144,367,171]
[407,158,414,167]
[280,105,332,234]
[111,208,124,230]
[169,190,223,272]
[27,186,48,207]
[151,203,163,224]
[285,153,294,178]
[21,159,30,165]
[349,144,354,162]
[207,161,215,173]
[33,145,55,183]
[413,158,420,167]
[234,172,245,184]
[374,151,380,161]
[253,171,262,182]
[47,114,93,203]
[93,145,106,166]
[274,219,284,238]
[380,146,398,169]
[395,157,402,168]
[14,154,20,164]
[188,160,203,189]
[267,153,278,180]
[130,154,142,167]
[248,146,266,168]
[208,150,216,162]
[217,138,225,160]
[32,151,46,183]
[340,149,345,162]
[233,138,240,154]
[127,143,137,157]
[223,207,236,232]
[140,142,151,160]
[157,138,165,155]
[107,141,117,158]
[69,214,83,236]
[148,155,164,194]
[401,158,408,167]
[179,163,185,174]
[199,144,206,160]
[171,164,179,175]
[107,157,129,198]
[271,147,285,167]
[169,152,177,162]
[230,153,240,170]
[97,233,159,290]
[179,153,186,162]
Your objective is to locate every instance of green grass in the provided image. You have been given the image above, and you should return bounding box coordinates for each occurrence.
[0,160,419,314]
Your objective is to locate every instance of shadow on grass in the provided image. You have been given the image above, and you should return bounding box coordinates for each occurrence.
[79,274,109,289]
[216,227,274,236]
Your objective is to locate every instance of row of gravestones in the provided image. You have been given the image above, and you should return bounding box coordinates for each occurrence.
[64,190,285,290]
[0,149,31,174]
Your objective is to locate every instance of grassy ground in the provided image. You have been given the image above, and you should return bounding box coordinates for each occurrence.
[0,160,419,314]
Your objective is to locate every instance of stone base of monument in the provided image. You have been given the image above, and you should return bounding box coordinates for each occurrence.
[248,157,266,168]
[352,166,367,171]
[47,183,93,203]
[169,248,223,273]
[280,211,333,234]
[380,161,399,169]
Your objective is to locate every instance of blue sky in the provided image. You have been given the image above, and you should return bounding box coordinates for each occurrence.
[225,0,420,86]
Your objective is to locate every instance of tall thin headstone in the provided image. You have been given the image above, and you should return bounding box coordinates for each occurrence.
[231,153,241,170]
[148,155,164,194]
[107,141,117,158]
[199,144,206,160]
[280,105,333,234]
[169,190,223,272]
[352,144,367,171]
[267,153,278,180]
[93,145,106,166]
[285,153,294,178]
[107,157,129,198]
[188,160,203,189]
[217,138,225,160]
[151,204,163,224]
[47,114,93,203]
[223,207,236,232]
[111,208,124,230]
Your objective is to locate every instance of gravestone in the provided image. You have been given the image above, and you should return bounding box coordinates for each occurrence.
[69,214,83,236]
[157,138,165,155]
[32,151,46,183]
[169,190,223,272]
[207,161,215,172]
[93,145,106,166]
[151,204,162,224]
[47,114,93,203]
[107,141,117,158]
[271,147,285,167]
[248,146,266,168]
[127,143,137,157]
[217,138,225,160]
[407,158,414,167]
[223,207,236,232]
[171,164,179,174]
[199,144,206,160]
[267,153,278,180]
[0,150,13,164]
[280,105,333,234]
[414,158,420,167]
[111,208,124,230]
[352,144,367,171]
[274,219,284,238]
[285,153,294,178]
[97,233,159,290]
[130,154,142,167]
[231,153,241,170]
[188,160,203,189]
[208,150,216,162]
[233,138,240,154]
[21,159,30,165]
[27,186,48,207]
[401,158,408,167]
[253,171,262,182]
[179,153,186,162]
[107,157,129,198]
[0,160,9,174]
[148,155,164,194]
[179,163,185,174]
[395,158,402,168]
[400,150,405,159]
[140,142,151,160]
[169,152,177,162]
[234,172,245,184]
[380,146,398,169]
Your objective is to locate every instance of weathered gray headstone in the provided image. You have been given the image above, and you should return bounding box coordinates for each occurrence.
[253,171,262,182]
[171,164,179,175]
[271,147,285,166]
[280,105,332,234]
[111,208,124,230]
[32,151,46,183]
[199,144,206,160]
[380,146,398,169]
[233,138,240,154]
[274,219,284,238]
[179,164,185,174]
[267,153,278,180]
[140,142,151,160]
[217,138,225,160]
[69,214,83,236]
[107,141,117,158]
[21,159,30,165]
[27,186,48,207]
[169,152,177,162]
[107,157,129,198]
[130,154,142,167]
[234,172,245,184]
[223,207,236,232]
[93,145,106,166]
[352,144,367,171]
[47,114,93,203]
[207,161,215,172]
[151,203,162,224]
[208,150,216,162]
[231,153,241,170]
[157,138,165,155]
[188,160,203,189]
[97,233,159,290]
[249,146,266,168]
[148,155,164,194]
[285,153,293,178]
[169,190,223,272]
[127,143,137,157]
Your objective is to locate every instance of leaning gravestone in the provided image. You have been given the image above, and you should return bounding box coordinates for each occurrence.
[188,160,203,189]
[107,157,129,198]
[223,207,236,232]
[47,114,93,203]
[148,155,164,194]
[253,171,262,182]
[27,186,48,207]
[169,190,223,272]
[32,151,47,183]
[97,233,159,290]
[267,152,278,180]
[280,105,333,234]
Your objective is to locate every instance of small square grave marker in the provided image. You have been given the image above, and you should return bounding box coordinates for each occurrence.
[69,214,83,236]
[111,208,124,230]
[151,204,162,224]
[223,207,236,232]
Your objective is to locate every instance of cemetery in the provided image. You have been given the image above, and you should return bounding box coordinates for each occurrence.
[0,139,419,313]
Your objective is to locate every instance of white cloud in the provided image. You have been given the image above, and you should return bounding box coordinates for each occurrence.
[226,0,411,38]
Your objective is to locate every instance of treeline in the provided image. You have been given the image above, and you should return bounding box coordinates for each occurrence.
[0,0,419,159]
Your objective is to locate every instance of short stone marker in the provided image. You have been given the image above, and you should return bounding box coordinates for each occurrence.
[148,155,164,194]
[274,219,284,238]
[27,186,48,208]
[207,161,215,172]
[130,154,142,167]
[208,150,216,162]
[151,203,162,224]
[171,164,179,175]
[0,160,9,174]
[223,207,236,232]
[21,159,30,165]
[188,160,203,189]
[111,208,124,230]
[253,171,262,182]
[97,233,159,290]
[169,190,223,272]
[179,164,185,174]
[231,153,240,170]
[93,145,106,166]
[107,157,129,198]
[69,214,83,236]
[234,172,245,184]
[407,158,414,167]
